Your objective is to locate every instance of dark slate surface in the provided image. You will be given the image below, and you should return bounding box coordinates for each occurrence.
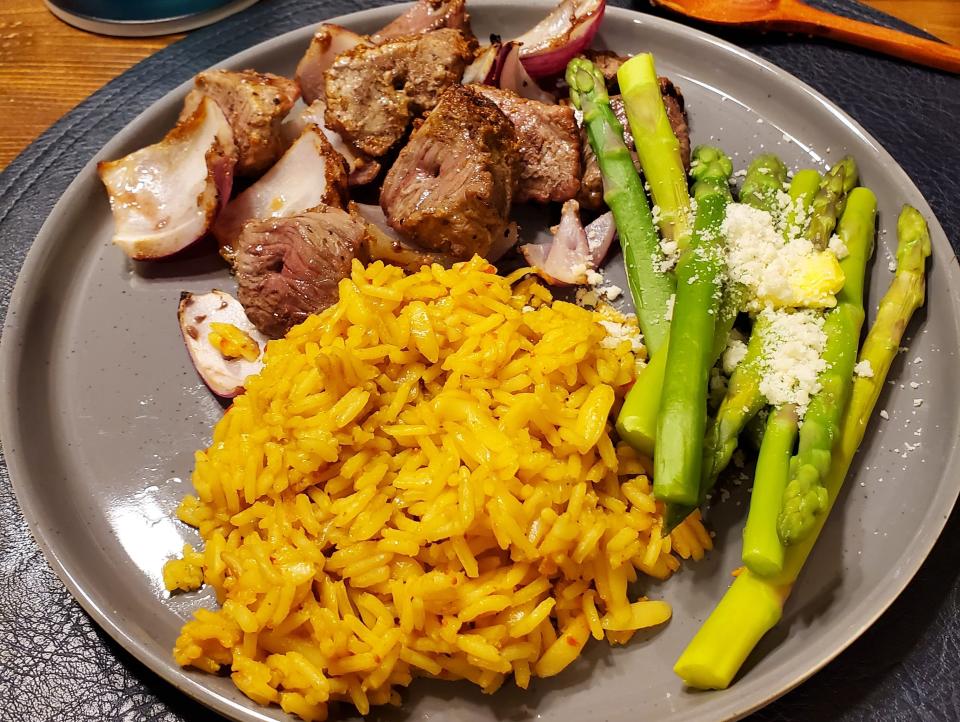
[0,1,957,720]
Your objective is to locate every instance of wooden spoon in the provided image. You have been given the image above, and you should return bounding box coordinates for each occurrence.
[651,0,960,73]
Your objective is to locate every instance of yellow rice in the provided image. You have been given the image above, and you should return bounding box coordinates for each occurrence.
[164,256,711,721]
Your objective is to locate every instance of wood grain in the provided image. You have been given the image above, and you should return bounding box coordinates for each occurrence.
[0,0,958,170]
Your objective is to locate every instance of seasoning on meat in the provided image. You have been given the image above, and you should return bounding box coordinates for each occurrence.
[471,85,581,203]
[295,24,370,105]
[234,206,367,338]
[379,85,520,259]
[180,69,299,176]
[324,29,475,158]
[370,0,472,44]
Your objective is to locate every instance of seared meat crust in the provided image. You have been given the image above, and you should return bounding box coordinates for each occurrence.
[181,69,299,176]
[235,206,366,338]
[371,0,472,44]
[324,29,475,158]
[380,85,519,259]
[471,85,580,204]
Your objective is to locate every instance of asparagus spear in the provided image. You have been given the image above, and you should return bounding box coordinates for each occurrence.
[674,205,930,690]
[701,318,768,484]
[654,147,733,505]
[782,169,821,237]
[738,154,788,216]
[567,58,675,355]
[664,167,828,530]
[617,152,769,461]
[742,404,798,575]
[617,347,668,457]
[778,187,878,545]
[805,157,858,249]
[617,53,692,247]
[710,155,786,362]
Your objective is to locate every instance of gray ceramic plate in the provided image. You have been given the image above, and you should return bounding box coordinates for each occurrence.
[2,2,958,721]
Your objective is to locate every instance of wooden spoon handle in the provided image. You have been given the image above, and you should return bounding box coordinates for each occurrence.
[771,0,960,73]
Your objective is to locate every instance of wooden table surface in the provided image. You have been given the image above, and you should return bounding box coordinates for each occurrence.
[1,0,958,170]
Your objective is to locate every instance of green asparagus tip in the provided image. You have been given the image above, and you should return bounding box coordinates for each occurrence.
[834,155,860,195]
[777,463,829,545]
[690,146,733,181]
[565,58,607,108]
[690,146,734,199]
[897,205,932,263]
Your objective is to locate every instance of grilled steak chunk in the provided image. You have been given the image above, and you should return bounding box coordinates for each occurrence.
[471,85,580,204]
[235,206,366,338]
[380,85,519,259]
[324,29,475,158]
[296,24,370,105]
[578,84,691,210]
[181,69,299,176]
[371,0,472,44]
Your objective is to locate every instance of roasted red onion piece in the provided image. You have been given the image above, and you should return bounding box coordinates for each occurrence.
[514,0,605,79]
[498,42,555,104]
[98,97,236,260]
[351,203,459,271]
[283,100,381,186]
[178,290,266,398]
[212,125,348,261]
[585,210,616,266]
[520,200,596,285]
[296,24,370,105]
[371,0,471,43]
[462,43,501,85]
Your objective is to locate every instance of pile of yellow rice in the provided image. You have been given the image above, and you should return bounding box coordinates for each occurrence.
[164,257,711,721]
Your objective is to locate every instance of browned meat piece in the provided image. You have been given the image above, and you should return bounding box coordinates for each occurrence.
[577,85,692,210]
[234,206,367,338]
[470,85,580,204]
[380,85,519,259]
[180,69,299,176]
[658,76,691,171]
[324,29,475,158]
[295,24,370,105]
[213,124,348,262]
[371,0,472,44]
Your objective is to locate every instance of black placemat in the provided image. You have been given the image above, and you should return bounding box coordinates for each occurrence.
[1,1,958,720]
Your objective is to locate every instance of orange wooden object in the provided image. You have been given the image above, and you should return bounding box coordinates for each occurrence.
[652,0,960,73]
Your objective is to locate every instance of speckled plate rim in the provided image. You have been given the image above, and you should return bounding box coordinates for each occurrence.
[1,3,959,721]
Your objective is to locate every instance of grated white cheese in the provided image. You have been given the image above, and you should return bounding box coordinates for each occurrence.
[664,293,676,322]
[723,203,839,309]
[722,337,749,376]
[585,269,604,286]
[601,285,623,301]
[880,409,890,420]
[599,320,644,352]
[854,360,874,378]
[828,233,849,260]
[756,307,827,418]
[658,238,680,273]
